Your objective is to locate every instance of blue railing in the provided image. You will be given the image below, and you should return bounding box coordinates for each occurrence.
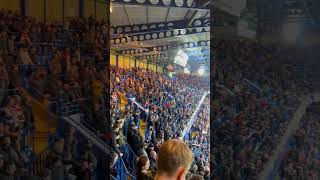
[114,156,135,180]
[122,144,137,177]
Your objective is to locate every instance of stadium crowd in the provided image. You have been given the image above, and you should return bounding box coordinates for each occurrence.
[211,40,310,179]
[276,111,320,179]
[0,9,211,180]
[109,65,210,179]
[185,97,210,178]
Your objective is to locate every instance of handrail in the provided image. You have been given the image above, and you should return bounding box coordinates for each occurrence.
[119,156,135,179]
[62,116,114,154]
[168,114,181,127]
[164,92,174,99]
[243,78,262,93]
[181,91,209,139]
[122,144,137,177]
[0,88,18,92]
[110,175,117,180]
[128,97,149,113]
[216,83,234,96]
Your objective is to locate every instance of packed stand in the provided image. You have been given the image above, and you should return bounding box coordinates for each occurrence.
[0,9,111,179]
[0,21,36,180]
[211,40,310,179]
[109,66,210,179]
[185,96,210,178]
[0,8,211,179]
[276,111,320,179]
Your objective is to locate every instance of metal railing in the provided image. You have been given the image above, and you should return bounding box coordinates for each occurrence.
[114,156,135,180]
[182,91,209,139]
[122,144,137,177]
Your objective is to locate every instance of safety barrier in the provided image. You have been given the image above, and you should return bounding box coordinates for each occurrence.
[122,144,137,177]
[114,156,135,180]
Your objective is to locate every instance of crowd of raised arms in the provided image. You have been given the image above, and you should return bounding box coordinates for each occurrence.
[211,40,311,179]
[0,9,211,180]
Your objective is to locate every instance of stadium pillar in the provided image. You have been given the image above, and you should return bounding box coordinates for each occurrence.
[20,0,27,16]
[79,0,84,18]
[116,54,119,67]
[94,0,97,19]
[134,59,137,68]
[62,0,65,24]
[43,0,47,22]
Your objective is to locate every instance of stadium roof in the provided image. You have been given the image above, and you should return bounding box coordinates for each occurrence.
[110,0,210,71]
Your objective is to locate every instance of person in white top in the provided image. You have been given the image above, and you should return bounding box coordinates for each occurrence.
[17,48,33,65]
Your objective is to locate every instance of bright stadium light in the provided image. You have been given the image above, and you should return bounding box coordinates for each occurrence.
[198,67,205,76]
[184,67,190,74]
[282,22,300,43]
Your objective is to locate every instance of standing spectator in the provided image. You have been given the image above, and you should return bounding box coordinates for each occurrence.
[155,139,193,180]
[136,155,152,180]
[149,150,157,171]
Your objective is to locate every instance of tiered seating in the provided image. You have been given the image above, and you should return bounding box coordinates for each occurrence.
[211,40,310,179]
[276,111,320,179]
[0,9,211,180]
[109,66,210,178]
[0,9,112,179]
[185,96,210,177]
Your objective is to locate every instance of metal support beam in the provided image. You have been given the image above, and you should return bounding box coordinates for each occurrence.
[44,0,47,22]
[187,10,199,26]
[120,40,210,55]
[123,5,132,26]
[62,0,65,24]
[133,53,167,59]
[20,0,27,16]
[146,6,149,25]
[112,0,209,10]
[165,8,171,23]
[111,18,209,35]
[94,0,97,19]
[111,27,209,44]
[79,0,84,18]
[116,54,119,67]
